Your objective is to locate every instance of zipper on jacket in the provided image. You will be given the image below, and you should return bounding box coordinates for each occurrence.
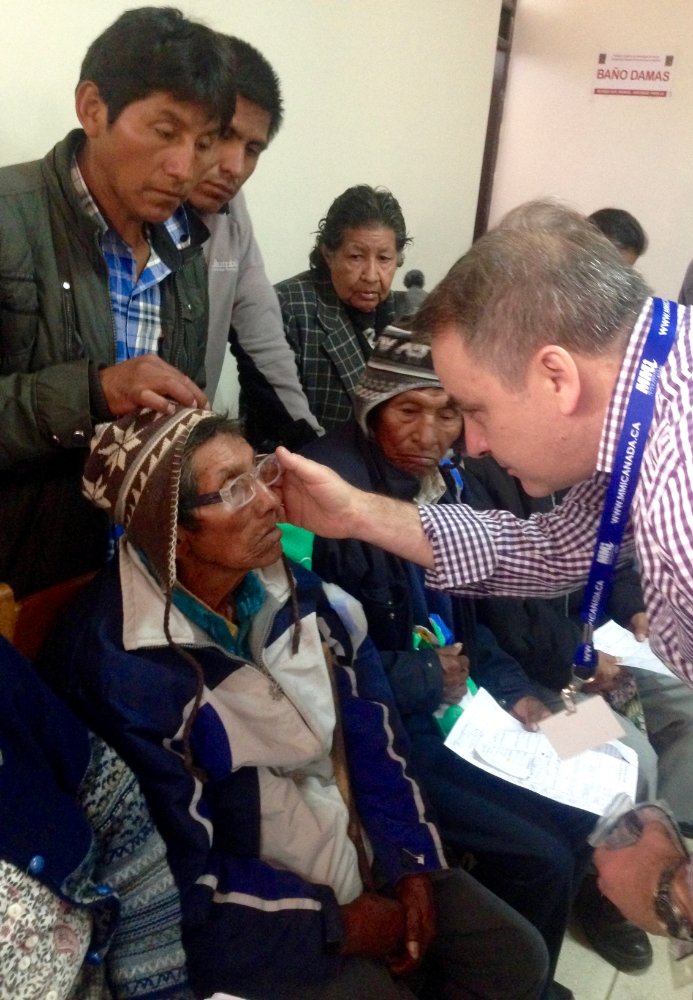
[91,233,119,365]
[60,279,77,356]
[170,280,183,370]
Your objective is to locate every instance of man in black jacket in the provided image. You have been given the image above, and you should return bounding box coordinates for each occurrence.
[0,7,235,596]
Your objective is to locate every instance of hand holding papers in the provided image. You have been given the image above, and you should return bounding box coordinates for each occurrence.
[594,618,671,676]
[444,688,638,815]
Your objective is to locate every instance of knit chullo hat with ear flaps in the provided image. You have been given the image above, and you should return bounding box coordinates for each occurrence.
[353,324,442,437]
[83,406,217,782]
[82,406,216,594]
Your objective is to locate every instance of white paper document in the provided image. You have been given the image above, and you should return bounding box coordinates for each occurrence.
[444,688,638,815]
[593,618,671,675]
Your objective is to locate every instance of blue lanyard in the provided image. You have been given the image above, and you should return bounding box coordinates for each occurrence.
[572,298,678,681]
[439,456,464,493]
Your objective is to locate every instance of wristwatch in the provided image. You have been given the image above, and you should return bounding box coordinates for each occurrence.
[654,857,693,941]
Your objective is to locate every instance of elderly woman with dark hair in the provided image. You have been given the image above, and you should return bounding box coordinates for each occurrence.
[275,184,411,431]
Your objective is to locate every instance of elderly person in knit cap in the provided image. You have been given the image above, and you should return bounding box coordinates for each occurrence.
[303,327,600,1000]
[45,407,549,1000]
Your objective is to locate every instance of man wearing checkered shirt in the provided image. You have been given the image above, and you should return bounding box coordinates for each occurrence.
[276,200,693,937]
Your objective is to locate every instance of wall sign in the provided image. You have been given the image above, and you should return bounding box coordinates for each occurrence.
[594,52,674,97]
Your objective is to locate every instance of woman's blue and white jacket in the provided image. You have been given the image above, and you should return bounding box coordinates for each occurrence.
[48,543,447,999]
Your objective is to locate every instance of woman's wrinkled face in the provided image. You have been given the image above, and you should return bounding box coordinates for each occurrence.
[322,226,398,312]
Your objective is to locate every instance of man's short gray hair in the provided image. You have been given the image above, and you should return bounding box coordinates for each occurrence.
[413,200,650,386]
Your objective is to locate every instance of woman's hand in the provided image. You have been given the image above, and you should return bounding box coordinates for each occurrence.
[436,643,470,704]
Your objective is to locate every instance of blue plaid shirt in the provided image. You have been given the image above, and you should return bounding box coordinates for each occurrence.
[71,156,190,362]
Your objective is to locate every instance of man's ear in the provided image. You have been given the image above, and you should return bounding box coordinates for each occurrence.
[533,345,581,416]
[75,80,108,137]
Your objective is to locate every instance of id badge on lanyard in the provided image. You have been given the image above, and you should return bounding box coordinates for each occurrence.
[562,298,679,711]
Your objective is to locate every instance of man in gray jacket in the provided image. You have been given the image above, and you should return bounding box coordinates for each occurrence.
[0,7,235,597]
[188,36,322,449]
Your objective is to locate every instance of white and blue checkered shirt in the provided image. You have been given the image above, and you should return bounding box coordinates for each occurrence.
[71,156,190,363]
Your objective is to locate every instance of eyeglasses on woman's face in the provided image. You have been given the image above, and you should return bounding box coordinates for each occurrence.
[186,453,282,514]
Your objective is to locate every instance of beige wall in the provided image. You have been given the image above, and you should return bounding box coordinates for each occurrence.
[491,0,693,299]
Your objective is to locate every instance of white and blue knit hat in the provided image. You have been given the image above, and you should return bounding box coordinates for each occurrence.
[353,325,442,436]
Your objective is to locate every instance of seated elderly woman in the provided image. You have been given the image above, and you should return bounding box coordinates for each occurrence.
[45,407,548,1000]
[303,328,601,1000]
[0,635,191,1000]
[275,184,410,431]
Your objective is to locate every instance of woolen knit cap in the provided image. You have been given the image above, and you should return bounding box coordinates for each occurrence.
[82,406,215,593]
[353,324,442,436]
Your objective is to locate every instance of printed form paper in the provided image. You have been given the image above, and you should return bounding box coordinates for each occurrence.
[593,619,671,676]
[444,688,638,815]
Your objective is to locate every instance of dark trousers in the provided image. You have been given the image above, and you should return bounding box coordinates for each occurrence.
[407,725,594,987]
[296,869,548,1000]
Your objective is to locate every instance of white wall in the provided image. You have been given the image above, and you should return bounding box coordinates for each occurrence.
[491,0,693,300]
[1,0,500,410]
